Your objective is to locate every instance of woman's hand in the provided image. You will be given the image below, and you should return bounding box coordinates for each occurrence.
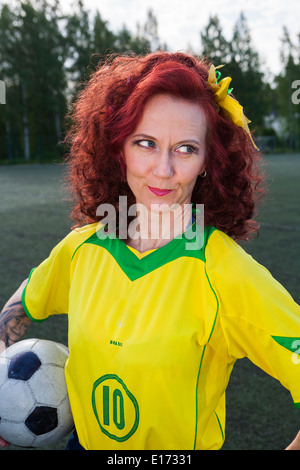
[286,431,300,450]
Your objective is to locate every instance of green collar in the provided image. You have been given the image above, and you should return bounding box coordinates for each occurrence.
[77,223,216,281]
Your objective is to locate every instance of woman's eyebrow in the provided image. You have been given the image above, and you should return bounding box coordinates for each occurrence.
[133,134,201,146]
[132,133,156,140]
[175,139,201,146]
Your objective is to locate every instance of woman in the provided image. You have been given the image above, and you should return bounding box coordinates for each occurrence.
[0,51,300,450]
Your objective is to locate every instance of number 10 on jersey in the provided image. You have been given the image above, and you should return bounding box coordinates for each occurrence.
[92,374,139,442]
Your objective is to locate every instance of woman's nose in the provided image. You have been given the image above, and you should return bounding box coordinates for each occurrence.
[152,150,174,178]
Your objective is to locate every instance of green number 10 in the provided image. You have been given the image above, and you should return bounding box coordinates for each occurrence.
[103,385,125,430]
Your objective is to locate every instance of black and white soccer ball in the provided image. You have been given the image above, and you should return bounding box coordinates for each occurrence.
[0,338,74,447]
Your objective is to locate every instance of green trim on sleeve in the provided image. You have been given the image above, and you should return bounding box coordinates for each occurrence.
[294,402,300,409]
[271,335,300,355]
[21,268,47,323]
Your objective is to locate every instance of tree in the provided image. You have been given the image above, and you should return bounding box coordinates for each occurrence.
[115,24,151,54]
[138,9,160,52]
[65,0,93,88]
[280,26,296,66]
[230,12,261,72]
[0,4,18,162]
[93,11,117,55]
[115,9,165,55]
[275,27,300,149]
[200,15,230,65]
[199,12,274,134]
[0,0,68,161]
[227,12,272,131]
[0,0,167,162]
[115,9,167,55]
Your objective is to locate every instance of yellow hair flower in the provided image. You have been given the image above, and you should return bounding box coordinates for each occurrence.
[207,64,258,150]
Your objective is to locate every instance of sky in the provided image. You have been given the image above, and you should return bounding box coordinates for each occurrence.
[70,0,299,77]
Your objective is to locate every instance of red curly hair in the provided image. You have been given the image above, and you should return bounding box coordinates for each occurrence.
[64,51,265,241]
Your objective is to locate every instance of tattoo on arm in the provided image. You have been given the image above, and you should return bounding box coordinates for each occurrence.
[0,301,31,348]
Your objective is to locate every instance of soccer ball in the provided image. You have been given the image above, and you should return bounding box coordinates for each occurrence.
[0,338,74,447]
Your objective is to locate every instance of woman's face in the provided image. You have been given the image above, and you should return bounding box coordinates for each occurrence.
[123,94,207,212]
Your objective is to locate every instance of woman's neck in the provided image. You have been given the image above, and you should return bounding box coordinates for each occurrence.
[125,203,193,252]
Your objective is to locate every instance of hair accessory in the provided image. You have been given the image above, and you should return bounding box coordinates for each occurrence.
[207,64,258,150]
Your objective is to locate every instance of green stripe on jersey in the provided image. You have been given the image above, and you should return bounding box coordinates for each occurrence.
[79,224,216,281]
[271,335,300,354]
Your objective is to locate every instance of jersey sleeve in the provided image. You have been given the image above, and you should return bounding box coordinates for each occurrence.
[21,224,97,322]
[206,230,300,406]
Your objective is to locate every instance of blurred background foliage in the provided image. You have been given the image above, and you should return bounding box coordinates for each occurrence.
[0,0,299,163]
[0,1,300,451]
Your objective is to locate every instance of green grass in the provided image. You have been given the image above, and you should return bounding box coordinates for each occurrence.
[0,155,300,450]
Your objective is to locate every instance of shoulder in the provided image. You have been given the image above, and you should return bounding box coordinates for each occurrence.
[204,228,273,287]
[52,222,99,259]
[66,222,99,244]
[204,228,293,310]
[205,228,252,266]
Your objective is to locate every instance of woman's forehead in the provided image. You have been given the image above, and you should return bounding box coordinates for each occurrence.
[133,94,207,140]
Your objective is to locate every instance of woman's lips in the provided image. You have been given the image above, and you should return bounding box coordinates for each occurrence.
[148,186,173,196]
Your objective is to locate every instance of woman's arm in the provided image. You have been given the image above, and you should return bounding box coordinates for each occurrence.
[286,431,300,450]
[0,279,31,353]
[0,279,31,447]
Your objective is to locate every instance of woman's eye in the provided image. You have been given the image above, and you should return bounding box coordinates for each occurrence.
[134,139,156,149]
[176,145,198,154]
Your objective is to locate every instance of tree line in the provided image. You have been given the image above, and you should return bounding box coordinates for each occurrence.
[0,0,299,163]
[198,14,300,153]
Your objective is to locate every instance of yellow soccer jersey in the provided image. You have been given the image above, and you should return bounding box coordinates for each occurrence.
[21,222,300,450]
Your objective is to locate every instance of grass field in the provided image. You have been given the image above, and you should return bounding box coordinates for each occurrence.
[0,154,299,450]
